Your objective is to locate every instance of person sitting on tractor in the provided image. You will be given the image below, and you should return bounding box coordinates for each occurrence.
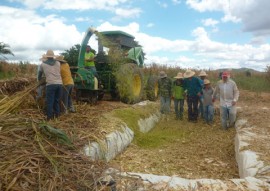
[84,45,98,77]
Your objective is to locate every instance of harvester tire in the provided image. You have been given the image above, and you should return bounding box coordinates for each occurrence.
[116,63,143,104]
[146,75,159,101]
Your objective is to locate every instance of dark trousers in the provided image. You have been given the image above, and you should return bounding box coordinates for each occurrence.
[46,84,62,120]
[187,96,199,121]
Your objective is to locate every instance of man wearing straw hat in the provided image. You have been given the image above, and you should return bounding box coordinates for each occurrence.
[202,79,214,125]
[198,70,208,119]
[158,71,172,118]
[183,69,203,122]
[172,72,185,120]
[213,71,239,130]
[56,55,76,114]
[38,50,62,120]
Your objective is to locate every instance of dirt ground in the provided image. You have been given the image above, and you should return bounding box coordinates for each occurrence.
[108,90,270,180]
[237,90,270,167]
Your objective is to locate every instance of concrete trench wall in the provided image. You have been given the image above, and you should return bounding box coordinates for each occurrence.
[83,101,161,162]
[83,102,270,190]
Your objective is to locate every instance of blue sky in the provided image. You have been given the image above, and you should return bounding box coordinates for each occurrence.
[1,0,270,71]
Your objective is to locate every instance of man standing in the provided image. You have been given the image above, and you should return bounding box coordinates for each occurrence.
[172,72,185,120]
[38,50,62,120]
[84,45,97,76]
[198,71,208,119]
[213,71,239,130]
[56,55,76,114]
[202,79,214,125]
[183,69,202,122]
[158,71,172,117]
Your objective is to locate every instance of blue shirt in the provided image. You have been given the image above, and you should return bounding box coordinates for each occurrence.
[183,77,202,97]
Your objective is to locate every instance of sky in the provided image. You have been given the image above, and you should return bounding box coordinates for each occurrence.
[1,0,270,71]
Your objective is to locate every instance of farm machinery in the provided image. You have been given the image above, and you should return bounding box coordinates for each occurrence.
[72,28,158,104]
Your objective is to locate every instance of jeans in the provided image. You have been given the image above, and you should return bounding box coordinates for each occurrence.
[220,105,237,130]
[204,105,214,123]
[187,96,199,121]
[198,97,204,118]
[174,99,184,119]
[46,84,62,120]
[85,66,98,78]
[62,84,74,113]
[160,96,171,114]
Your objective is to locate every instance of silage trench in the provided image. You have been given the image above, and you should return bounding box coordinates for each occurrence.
[109,110,239,180]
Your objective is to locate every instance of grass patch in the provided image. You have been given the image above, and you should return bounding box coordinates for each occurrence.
[112,102,192,148]
[233,73,270,92]
[135,125,189,148]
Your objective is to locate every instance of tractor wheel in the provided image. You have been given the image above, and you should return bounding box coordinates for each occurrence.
[115,63,143,104]
[146,75,159,101]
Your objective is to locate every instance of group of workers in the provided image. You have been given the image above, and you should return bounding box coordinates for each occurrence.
[37,45,96,121]
[37,50,75,120]
[37,47,239,129]
[158,69,239,130]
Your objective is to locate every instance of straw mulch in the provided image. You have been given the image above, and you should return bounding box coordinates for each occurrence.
[0,77,36,95]
[0,81,122,190]
[0,115,107,191]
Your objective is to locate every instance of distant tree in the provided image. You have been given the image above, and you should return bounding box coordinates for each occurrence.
[0,42,14,60]
[61,44,81,67]
[61,44,97,67]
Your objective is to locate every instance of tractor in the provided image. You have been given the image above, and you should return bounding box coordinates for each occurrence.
[72,27,158,104]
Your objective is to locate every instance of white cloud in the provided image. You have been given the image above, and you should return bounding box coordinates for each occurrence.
[187,0,270,39]
[9,0,45,9]
[146,23,154,28]
[172,0,181,5]
[157,1,168,8]
[0,6,82,62]
[114,7,141,18]
[96,23,270,71]
[202,18,219,27]
[10,0,141,20]
[2,3,270,71]
[74,17,93,22]
[186,0,227,12]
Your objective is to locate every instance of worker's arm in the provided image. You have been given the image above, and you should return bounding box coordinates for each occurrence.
[37,65,43,81]
[212,82,219,102]
[232,82,239,105]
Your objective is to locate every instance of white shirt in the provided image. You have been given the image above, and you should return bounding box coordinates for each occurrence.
[40,60,62,85]
[213,79,239,107]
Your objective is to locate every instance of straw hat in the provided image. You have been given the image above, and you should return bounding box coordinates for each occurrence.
[183,69,195,78]
[204,79,211,85]
[199,70,207,77]
[159,71,167,78]
[174,72,183,79]
[45,50,55,58]
[55,55,67,63]
[39,54,47,62]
